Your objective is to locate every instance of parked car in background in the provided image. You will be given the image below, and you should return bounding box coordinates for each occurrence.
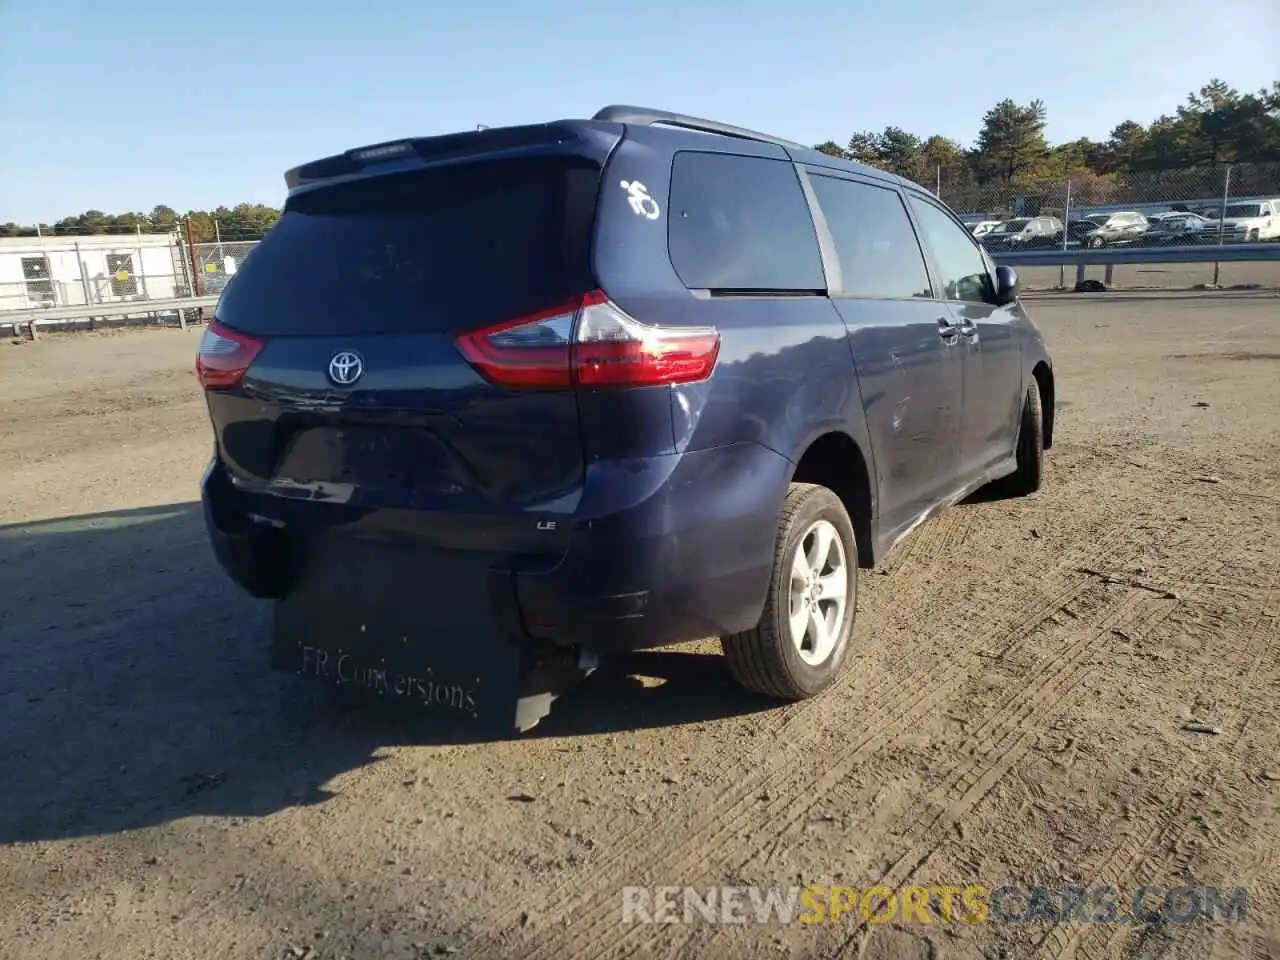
[1064,219,1102,246]
[1142,212,1217,246]
[1077,211,1149,247]
[979,216,1064,250]
[1218,199,1280,242]
[967,220,1001,238]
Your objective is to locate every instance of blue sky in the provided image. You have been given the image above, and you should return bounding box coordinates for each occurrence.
[1,0,1276,224]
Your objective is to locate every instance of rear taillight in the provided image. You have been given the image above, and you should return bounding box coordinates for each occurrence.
[195,319,266,389]
[453,290,720,390]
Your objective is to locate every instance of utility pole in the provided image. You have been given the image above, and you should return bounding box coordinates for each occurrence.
[1059,178,1072,290]
[1212,165,1231,287]
[185,216,202,296]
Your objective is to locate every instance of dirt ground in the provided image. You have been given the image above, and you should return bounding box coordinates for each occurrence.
[1,291,1277,960]
[1016,259,1280,293]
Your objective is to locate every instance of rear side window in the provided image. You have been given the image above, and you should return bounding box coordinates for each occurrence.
[807,175,931,299]
[667,152,825,293]
[216,155,600,336]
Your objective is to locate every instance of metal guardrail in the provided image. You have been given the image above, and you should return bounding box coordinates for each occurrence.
[1,242,1275,339]
[990,241,1280,267]
[0,296,220,337]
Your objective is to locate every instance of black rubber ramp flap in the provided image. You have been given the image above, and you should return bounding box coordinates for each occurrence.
[272,535,528,735]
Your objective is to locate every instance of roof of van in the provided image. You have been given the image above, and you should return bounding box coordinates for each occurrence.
[284,112,925,197]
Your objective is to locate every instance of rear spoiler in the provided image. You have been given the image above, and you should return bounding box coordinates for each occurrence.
[284,121,609,190]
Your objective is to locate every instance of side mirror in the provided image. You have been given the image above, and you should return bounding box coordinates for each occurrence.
[993,265,1019,305]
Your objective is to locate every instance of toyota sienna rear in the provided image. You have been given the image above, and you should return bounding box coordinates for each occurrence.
[197,120,743,731]
[198,107,1055,732]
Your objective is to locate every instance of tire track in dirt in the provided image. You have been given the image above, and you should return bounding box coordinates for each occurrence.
[877,500,978,578]
[1035,572,1278,960]
[768,529,1259,960]
[657,615,1112,960]
[748,530,1263,960]
[1060,581,1277,960]
[798,530,1254,960]
[501,519,1179,960]
[655,583,1223,957]
[692,537,1242,960]
[765,551,1168,879]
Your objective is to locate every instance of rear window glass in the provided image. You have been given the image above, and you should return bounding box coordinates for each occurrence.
[667,152,825,293]
[216,155,600,336]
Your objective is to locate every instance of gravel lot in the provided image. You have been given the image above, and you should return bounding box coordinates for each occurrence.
[1,291,1277,960]
[1016,259,1280,292]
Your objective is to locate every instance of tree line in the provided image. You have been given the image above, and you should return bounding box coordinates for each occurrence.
[0,203,280,242]
[2,77,1277,239]
[814,79,1280,211]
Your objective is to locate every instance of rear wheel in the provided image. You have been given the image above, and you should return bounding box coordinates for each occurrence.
[1001,378,1045,497]
[722,483,857,700]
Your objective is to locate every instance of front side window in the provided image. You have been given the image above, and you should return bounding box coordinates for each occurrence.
[907,195,992,304]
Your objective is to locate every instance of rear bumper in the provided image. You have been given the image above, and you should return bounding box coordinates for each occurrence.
[515,442,791,648]
[202,456,290,599]
[201,441,792,650]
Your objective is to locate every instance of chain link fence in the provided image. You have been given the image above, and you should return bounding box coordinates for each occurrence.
[932,161,1280,291]
[190,240,261,296]
[0,232,264,315]
[943,161,1280,239]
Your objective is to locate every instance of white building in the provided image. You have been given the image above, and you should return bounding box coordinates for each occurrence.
[0,233,189,313]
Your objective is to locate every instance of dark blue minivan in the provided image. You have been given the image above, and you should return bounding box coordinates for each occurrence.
[197,106,1055,730]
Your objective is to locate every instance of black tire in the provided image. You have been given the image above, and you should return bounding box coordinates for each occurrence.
[1087,236,1105,249]
[722,483,858,700]
[1002,377,1045,497]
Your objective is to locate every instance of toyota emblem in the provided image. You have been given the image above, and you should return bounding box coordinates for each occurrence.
[328,351,364,386]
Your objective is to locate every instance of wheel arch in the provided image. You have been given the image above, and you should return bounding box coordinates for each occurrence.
[788,430,875,568]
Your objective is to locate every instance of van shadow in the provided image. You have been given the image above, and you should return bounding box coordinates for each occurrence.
[959,482,1009,506]
[0,504,773,844]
